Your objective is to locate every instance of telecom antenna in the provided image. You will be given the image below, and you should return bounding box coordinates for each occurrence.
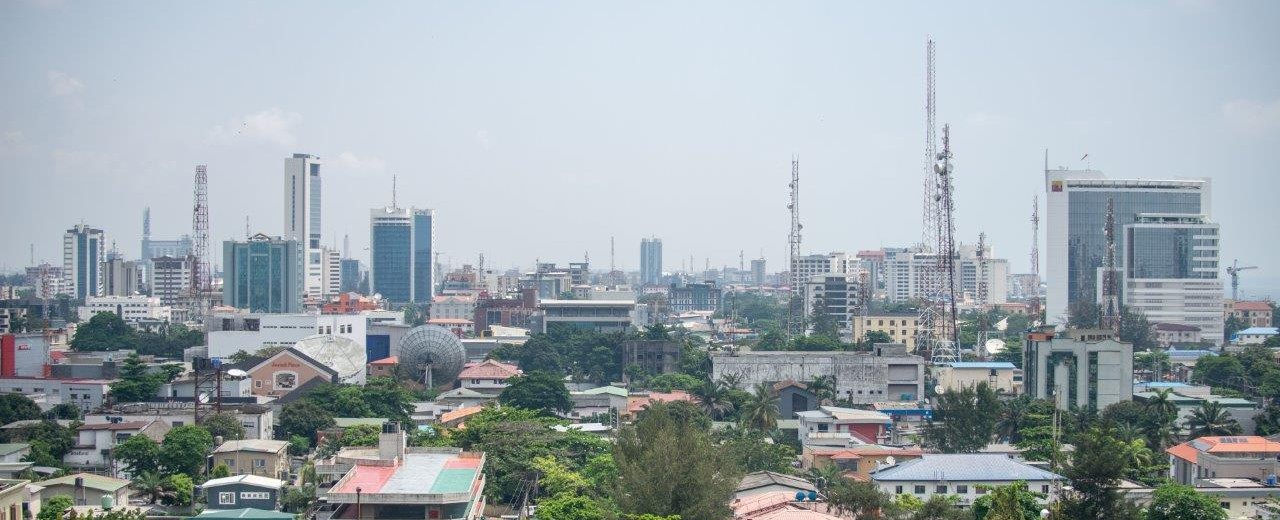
[1030,193,1041,320]
[1100,197,1121,336]
[917,39,942,361]
[391,174,397,208]
[976,232,989,353]
[143,207,151,240]
[610,236,616,272]
[930,125,960,364]
[786,156,804,337]
[191,165,210,321]
[244,216,250,238]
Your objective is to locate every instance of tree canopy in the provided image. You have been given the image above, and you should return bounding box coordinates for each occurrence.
[499,371,572,415]
[925,383,1000,453]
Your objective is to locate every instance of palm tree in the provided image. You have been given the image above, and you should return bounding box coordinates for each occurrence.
[995,397,1028,443]
[806,463,843,492]
[1122,438,1156,483]
[1146,388,1179,423]
[692,379,733,420]
[132,471,170,504]
[1188,401,1243,438]
[718,373,743,390]
[301,461,318,487]
[740,382,780,431]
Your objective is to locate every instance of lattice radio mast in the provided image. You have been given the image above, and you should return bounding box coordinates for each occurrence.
[191,165,210,321]
[1030,194,1041,321]
[976,232,990,352]
[918,39,942,360]
[931,125,960,364]
[1100,197,1121,336]
[786,157,804,337]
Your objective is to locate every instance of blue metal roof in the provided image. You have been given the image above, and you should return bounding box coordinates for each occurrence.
[946,362,1016,369]
[871,454,1063,482]
[1137,382,1191,388]
[1166,350,1215,357]
[1237,327,1278,335]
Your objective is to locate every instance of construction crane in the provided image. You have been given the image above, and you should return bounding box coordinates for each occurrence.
[1227,260,1258,301]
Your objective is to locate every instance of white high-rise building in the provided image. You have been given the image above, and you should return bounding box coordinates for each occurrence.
[321,247,342,299]
[284,154,324,300]
[1122,214,1223,344]
[63,224,105,300]
[883,246,1009,305]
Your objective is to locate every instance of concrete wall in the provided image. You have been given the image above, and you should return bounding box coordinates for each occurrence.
[712,351,924,405]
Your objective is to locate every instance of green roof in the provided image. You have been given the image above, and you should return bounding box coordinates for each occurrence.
[194,508,295,520]
[39,473,130,492]
[0,444,28,456]
[428,468,476,494]
[579,386,628,398]
[333,418,389,428]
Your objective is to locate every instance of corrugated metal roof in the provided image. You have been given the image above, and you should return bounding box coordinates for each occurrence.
[871,454,1062,482]
[946,362,1016,369]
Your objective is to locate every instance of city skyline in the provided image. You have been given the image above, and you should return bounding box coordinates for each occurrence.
[2,2,1278,298]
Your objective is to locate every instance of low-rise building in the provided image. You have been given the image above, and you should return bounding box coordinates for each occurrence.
[711,344,926,405]
[36,473,131,507]
[428,318,475,337]
[795,406,892,445]
[773,380,820,420]
[1167,436,1280,486]
[538,300,637,334]
[320,293,381,315]
[431,295,478,322]
[64,421,170,475]
[456,360,520,394]
[244,347,339,398]
[0,478,27,520]
[871,454,1064,507]
[83,404,274,441]
[621,340,681,376]
[1232,327,1278,345]
[933,362,1021,394]
[367,356,398,379]
[201,474,284,510]
[0,333,54,378]
[668,282,721,313]
[210,440,290,480]
[205,311,366,360]
[1228,301,1274,328]
[1153,322,1203,348]
[802,444,925,482]
[78,296,171,325]
[851,314,922,351]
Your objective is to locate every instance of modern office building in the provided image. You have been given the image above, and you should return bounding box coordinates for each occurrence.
[339,258,361,293]
[149,255,192,308]
[1025,328,1133,411]
[750,258,766,286]
[1121,213,1223,344]
[883,246,1008,305]
[640,237,662,286]
[668,282,722,313]
[538,299,637,334]
[321,247,341,299]
[221,234,304,314]
[1044,169,1210,326]
[63,224,105,299]
[102,257,140,296]
[369,206,434,304]
[283,153,324,299]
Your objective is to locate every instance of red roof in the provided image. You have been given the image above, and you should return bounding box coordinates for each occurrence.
[1168,436,1280,463]
[627,390,695,414]
[439,406,485,425]
[1235,301,1273,312]
[369,356,399,366]
[457,359,520,380]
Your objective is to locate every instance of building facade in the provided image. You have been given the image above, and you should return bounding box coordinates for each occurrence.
[222,235,304,314]
[640,238,662,286]
[668,282,721,313]
[711,344,926,405]
[78,296,170,324]
[149,255,192,308]
[339,258,361,293]
[1044,169,1209,326]
[1122,213,1223,344]
[369,206,434,304]
[851,313,920,351]
[63,224,105,300]
[283,153,324,300]
[538,300,637,334]
[101,258,140,297]
[321,248,342,299]
[1025,329,1134,410]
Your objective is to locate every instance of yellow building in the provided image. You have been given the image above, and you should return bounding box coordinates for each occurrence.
[852,313,920,351]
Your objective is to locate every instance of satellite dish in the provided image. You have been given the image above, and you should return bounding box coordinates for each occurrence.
[984,338,1007,355]
[225,368,248,378]
[885,456,896,467]
[934,385,944,395]
[197,392,210,404]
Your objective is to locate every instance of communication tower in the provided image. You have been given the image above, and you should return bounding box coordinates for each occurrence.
[786,157,804,337]
[191,165,210,321]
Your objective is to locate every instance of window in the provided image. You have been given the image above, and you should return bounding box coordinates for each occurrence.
[219,492,235,505]
[173,421,184,427]
[817,424,829,432]
[976,487,988,495]
[936,485,947,493]
[914,485,926,494]
[1220,502,1229,509]
[1042,485,1050,494]
[895,486,903,494]
[240,492,270,500]
[224,458,235,467]
[254,459,266,468]
[471,379,480,385]
[956,485,968,494]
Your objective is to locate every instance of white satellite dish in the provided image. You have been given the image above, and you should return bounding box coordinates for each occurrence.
[197,392,210,404]
[885,456,896,467]
[984,338,1007,355]
[934,385,944,395]
[225,368,248,378]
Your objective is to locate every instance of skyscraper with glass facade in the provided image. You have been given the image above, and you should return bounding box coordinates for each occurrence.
[1123,214,1222,344]
[1044,169,1216,336]
[370,206,434,304]
[64,224,105,300]
[222,234,304,313]
[640,237,662,286]
[283,153,323,300]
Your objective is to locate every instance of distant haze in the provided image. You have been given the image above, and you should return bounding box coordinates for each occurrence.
[1,1,1278,298]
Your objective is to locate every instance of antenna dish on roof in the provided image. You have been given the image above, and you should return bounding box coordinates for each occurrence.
[225,368,248,378]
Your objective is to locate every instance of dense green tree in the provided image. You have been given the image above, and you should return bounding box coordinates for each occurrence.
[713,427,796,474]
[15,420,76,466]
[70,311,135,351]
[644,324,672,340]
[200,413,246,441]
[1146,483,1227,520]
[288,434,312,456]
[163,473,194,507]
[1061,426,1130,520]
[1188,401,1243,437]
[645,373,703,393]
[863,330,893,346]
[37,495,72,520]
[45,403,82,421]
[535,493,606,520]
[972,481,1041,520]
[1067,300,1100,329]
[791,335,842,352]
[925,383,1000,453]
[1223,314,1247,343]
[109,353,175,403]
[1254,405,1280,435]
[499,371,573,414]
[1118,306,1155,351]
[991,342,1024,369]
[612,401,740,520]
[132,471,171,504]
[810,295,840,341]
[338,424,381,447]
[826,480,895,519]
[1191,354,1245,389]
[281,401,336,443]
[159,425,214,476]
[806,375,837,403]
[113,434,161,476]
[691,380,733,421]
[738,382,779,431]
[211,463,231,478]
[755,330,787,351]
[517,335,565,374]
[0,394,42,426]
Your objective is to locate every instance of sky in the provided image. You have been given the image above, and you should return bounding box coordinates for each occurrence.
[2,1,1278,299]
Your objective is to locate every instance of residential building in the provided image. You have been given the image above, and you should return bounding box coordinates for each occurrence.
[367,356,397,379]
[78,296,170,325]
[1,333,56,377]
[320,292,380,314]
[856,250,886,295]
[369,206,435,304]
[668,282,721,313]
[101,257,140,297]
[149,255,192,308]
[795,406,892,445]
[1233,327,1278,345]
[520,270,572,300]
[1122,213,1223,344]
[473,294,536,332]
[243,347,339,398]
[802,445,925,483]
[1228,301,1274,328]
[64,421,170,475]
[321,247,341,299]
[621,340,681,376]
[791,252,856,285]
[1167,436,1280,486]
[0,478,26,520]
[205,311,366,359]
[210,440,291,479]
[933,362,1021,394]
[24,264,66,298]
[222,234,304,314]
[323,424,487,520]
[711,344,926,405]
[0,378,110,412]
[640,238,663,286]
[64,224,105,299]
[456,360,521,394]
[871,454,1064,507]
[283,153,324,299]
[773,380,820,419]
[202,474,284,511]
[83,405,274,441]
[1154,322,1202,347]
[1044,169,1210,327]
[851,313,920,351]
[883,246,1009,305]
[804,273,861,337]
[431,295,477,321]
[625,390,696,422]
[538,299,637,334]
[36,473,131,507]
[1025,329,1134,410]
[339,258,362,293]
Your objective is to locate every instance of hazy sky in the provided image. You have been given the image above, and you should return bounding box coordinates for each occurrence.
[2,1,1279,298]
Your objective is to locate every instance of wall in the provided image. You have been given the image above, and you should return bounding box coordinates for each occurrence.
[205,484,278,510]
[712,351,924,405]
[248,351,333,397]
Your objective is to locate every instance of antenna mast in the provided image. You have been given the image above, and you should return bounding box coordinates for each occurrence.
[918,39,942,361]
[787,156,804,337]
[391,174,397,208]
[1100,197,1120,336]
[931,125,960,364]
[1030,194,1041,320]
[192,165,210,322]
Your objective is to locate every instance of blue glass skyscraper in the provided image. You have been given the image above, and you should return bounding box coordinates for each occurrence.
[370,206,434,304]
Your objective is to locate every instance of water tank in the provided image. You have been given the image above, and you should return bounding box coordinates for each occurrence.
[294,334,367,385]
[1268,474,1277,486]
[398,325,466,387]
[101,495,114,510]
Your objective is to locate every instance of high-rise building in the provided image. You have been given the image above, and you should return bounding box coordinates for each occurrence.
[750,258,766,286]
[640,238,662,286]
[222,234,304,313]
[1123,214,1223,344]
[25,264,66,298]
[1044,169,1210,326]
[283,153,323,299]
[321,247,342,299]
[1025,328,1133,411]
[63,224,105,300]
[102,257,140,296]
[883,246,1009,305]
[369,206,434,304]
[150,255,193,307]
[340,259,361,293]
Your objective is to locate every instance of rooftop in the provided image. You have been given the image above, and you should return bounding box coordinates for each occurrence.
[212,439,290,454]
[1237,327,1278,336]
[871,454,1063,482]
[78,421,154,431]
[736,471,815,494]
[39,473,131,492]
[457,359,520,380]
[1154,322,1201,332]
[945,362,1016,369]
[1234,301,1274,312]
[439,407,485,424]
[369,356,398,366]
[329,451,483,501]
[333,418,390,429]
[796,406,892,423]
[0,444,29,457]
[201,474,285,490]
[627,390,695,414]
[194,508,295,520]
